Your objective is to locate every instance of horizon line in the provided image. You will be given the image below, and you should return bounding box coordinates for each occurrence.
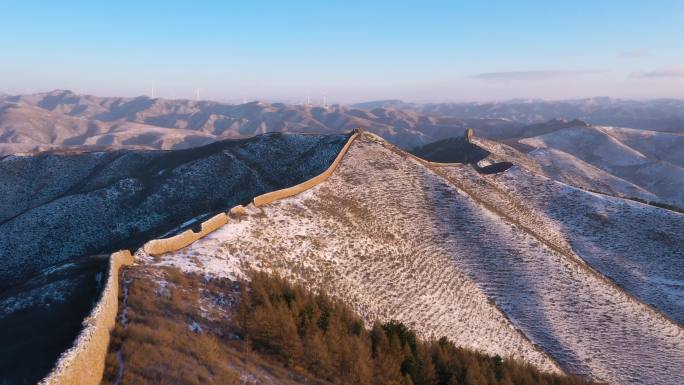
[4,88,684,106]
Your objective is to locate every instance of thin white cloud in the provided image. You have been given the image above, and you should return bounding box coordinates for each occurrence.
[621,49,650,58]
[630,66,684,78]
[473,70,604,81]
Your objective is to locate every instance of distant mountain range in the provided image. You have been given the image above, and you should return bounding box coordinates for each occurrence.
[351,97,684,132]
[0,90,523,154]
[3,91,683,155]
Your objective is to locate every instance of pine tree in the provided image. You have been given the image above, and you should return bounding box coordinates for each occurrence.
[275,302,303,366]
[302,328,333,379]
[371,322,404,385]
[412,343,437,385]
[350,337,374,385]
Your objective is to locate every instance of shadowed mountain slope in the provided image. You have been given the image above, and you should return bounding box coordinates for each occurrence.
[0,132,348,288]
[410,136,489,164]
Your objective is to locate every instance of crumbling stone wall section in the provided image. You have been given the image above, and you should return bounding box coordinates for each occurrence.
[39,250,134,385]
[229,204,248,217]
[465,127,474,142]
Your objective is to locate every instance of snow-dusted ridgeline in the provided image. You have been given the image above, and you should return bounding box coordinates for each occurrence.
[518,125,684,207]
[156,133,684,385]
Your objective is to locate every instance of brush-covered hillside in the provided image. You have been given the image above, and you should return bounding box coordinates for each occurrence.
[102,266,599,385]
[133,132,684,385]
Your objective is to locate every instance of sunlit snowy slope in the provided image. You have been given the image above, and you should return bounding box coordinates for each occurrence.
[520,125,684,207]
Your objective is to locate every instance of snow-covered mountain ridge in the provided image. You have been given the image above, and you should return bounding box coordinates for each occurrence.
[148,132,684,385]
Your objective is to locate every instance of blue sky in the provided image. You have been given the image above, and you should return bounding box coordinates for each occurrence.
[1,1,683,102]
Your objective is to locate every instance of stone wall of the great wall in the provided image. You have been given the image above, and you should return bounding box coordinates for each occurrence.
[252,128,361,207]
[39,250,134,385]
[143,212,229,256]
